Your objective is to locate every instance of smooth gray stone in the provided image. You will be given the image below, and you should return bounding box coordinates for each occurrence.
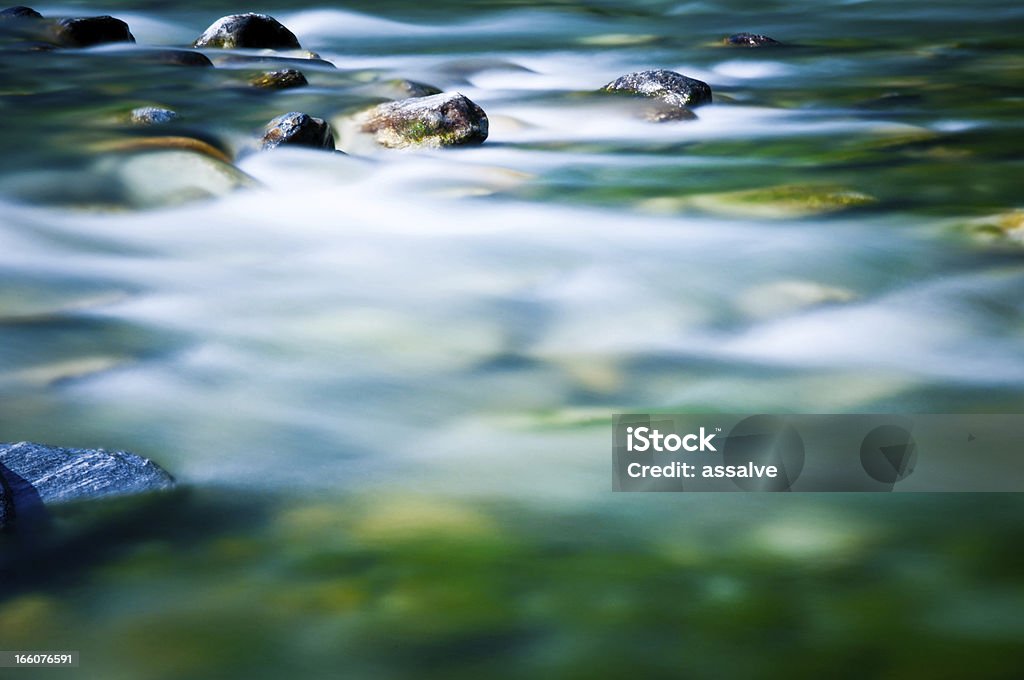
[603,69,713,108]
[0,442,175,527]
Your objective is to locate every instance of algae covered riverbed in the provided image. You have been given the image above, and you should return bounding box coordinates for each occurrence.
[2,1,1024,677]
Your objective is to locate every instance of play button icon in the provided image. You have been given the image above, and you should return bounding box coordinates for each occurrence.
[861,425,917,484]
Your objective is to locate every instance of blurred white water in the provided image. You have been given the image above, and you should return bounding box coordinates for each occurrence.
[2,1,1023,500]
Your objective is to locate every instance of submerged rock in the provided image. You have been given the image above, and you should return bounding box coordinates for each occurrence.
[87,138,254,207]
[127,106,178,125]
[353,92,489,149]
[260,112,336,151]
[644,103,699,123]
[0,442,174,528]
[194,13,300,50]
[725,32,782,47]
[642,184,877,218]
[50,16,135,47]
[133,48,213,67]
[1,5,42,19]
[250,68,308,90]
[962,210,1024,250]
[211,52,334,69]
[603,69,712,108]
[388,79,443,98]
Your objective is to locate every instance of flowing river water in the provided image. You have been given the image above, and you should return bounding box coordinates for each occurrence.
[1,1,1023,677]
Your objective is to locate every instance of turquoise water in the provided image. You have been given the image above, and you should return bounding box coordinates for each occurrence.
[2,1,1023,677]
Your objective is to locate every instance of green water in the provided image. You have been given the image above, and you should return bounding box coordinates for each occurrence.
[1,1,1023,677]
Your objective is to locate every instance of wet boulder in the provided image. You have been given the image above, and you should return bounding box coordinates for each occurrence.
[127,106,178,125]
[0,442,175,528]
[50,16,135,47]
[260,112,336,151]
[194,13,300,50]
[603,69,712,108]
[250,68,308,90]
[353,92,489,149]
[725,32,781,47]
[1,5,42,19]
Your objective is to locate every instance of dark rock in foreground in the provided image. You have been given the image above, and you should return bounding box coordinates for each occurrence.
[603,69,712,108]
[1,5,42,19]
[357,92,489,149]
[725,32,781,47]
[194,13,300,50]
[250,68,308,90]
[50,16,135,47]
[260,112,336,151]
[0,442,175,528]
[128,106,178,125]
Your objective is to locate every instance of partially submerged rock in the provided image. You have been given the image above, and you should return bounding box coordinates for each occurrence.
[127,106,178,125]
[642,184,877,218]
[87,137,254,207]
[388,79,443,98]
[260,112,336,151]
[250,68,308,90]
[194,13,300,50]
[50,16,135,47]
[603,69,712,109]
[644,103,699,123]
[1,5,42,19]
[132,48,213,67]
[725,32,782,47]
[0,442,175,528]
[352,92,489,150]
[962,210,1024,250]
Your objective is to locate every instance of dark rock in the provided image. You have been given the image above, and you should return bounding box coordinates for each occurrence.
[603,69,712,108]
[50,16,135,47]
[357,92,489,149]
[194,13,300,50]
[135,48,214,67]
[250,68,308,90]
[211,53,335,69]
[1,5,42,19]
[725,32,781,47]
[260,112,335,151]
[0,441,175,528]
[128,106,178,125]
[0,470,11,528]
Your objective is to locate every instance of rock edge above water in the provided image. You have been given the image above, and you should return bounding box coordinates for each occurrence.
[0,441,175,528]
[356,92,489,149]
[603,69,713,108]
[194,13,300,50]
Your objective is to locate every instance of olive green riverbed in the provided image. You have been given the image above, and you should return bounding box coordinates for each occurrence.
[1,1,1023,677]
